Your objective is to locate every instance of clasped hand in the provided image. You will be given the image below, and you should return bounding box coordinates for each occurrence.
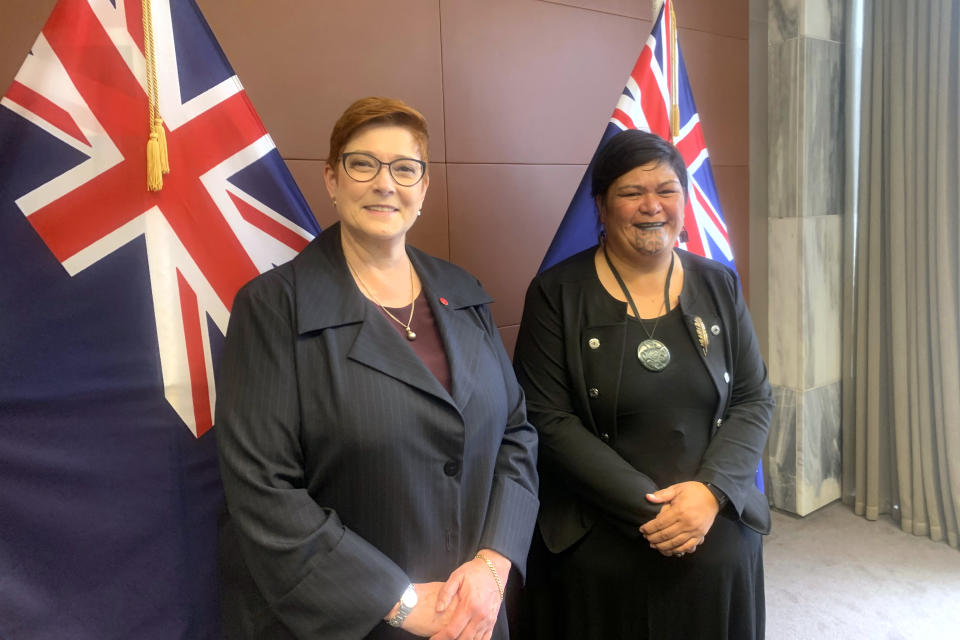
[403,549,508,640]
[640,481,720,557]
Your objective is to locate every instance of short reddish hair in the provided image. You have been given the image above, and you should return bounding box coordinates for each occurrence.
[327,97,430,170]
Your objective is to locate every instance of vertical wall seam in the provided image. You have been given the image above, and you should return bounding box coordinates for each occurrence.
[437,0,452,262]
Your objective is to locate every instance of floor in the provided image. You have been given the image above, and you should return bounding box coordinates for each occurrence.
[764,500,960,639]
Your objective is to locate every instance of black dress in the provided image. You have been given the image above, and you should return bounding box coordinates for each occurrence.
[517,304,764,640]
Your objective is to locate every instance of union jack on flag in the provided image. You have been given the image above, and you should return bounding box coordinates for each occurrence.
[0,0,318,637]
[540,0,734,272]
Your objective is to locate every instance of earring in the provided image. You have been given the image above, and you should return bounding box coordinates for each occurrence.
[332,198,337,208]
[417,209,422,217]
[679,227,689,243]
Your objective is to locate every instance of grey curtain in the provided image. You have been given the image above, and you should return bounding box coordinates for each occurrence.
[842,0,960,549]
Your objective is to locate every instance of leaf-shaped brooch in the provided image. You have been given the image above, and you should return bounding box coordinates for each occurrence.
[694,316,709,357]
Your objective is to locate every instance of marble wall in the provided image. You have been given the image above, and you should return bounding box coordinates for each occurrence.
[764,0,845,516]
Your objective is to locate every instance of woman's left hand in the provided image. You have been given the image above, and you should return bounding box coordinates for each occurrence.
[430,549,510,640]
[639,481,720,556]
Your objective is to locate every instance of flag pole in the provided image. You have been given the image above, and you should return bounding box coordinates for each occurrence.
[669,0,680,138]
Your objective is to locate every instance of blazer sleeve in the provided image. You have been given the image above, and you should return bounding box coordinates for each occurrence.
[514,276,661,528]
[693,276,774,520]
[216,275,408,640]
[474,303,541,578]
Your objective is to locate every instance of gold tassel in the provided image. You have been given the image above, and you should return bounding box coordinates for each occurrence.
[147,128,163,191]
[143,0,169,190]
[155,116,169,174]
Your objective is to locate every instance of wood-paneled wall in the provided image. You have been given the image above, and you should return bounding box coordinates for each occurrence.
[0,0,749,354]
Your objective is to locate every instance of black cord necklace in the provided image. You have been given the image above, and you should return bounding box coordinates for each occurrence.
[603,245,675,372]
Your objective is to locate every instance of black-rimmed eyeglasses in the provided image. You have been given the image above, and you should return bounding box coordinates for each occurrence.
[340,152,426,187]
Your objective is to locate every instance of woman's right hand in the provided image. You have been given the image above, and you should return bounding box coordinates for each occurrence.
[640,481,720,556]
[395,582,461,637]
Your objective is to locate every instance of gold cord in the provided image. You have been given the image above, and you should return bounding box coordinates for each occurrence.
[143,0,169,191]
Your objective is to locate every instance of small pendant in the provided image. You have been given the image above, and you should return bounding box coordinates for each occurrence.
[637,339,670,372]
[405,328,417,341]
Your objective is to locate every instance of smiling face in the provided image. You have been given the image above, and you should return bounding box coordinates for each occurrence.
[597,161,685,261]
[323,124,428,246]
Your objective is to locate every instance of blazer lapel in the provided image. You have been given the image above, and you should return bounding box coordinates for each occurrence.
[677,253,727,415]
[410,250,492,414]
[681,311,725,403]
[347,303,453,404]
[292,223,454,406]
[427,292,484,412]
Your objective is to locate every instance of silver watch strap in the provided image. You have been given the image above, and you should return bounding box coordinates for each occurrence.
[387,584,416,628]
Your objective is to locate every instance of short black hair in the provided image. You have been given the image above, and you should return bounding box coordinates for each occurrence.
[591,129,688,200]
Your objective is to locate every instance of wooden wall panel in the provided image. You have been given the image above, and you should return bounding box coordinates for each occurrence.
[197,0,447,162]
[441,0,650,163]
[673,0,749,39]
[0,0,58,94]
[545,0,748,37]
[0,0,751,326]
[447,163,586,327]
[543,0,650,21]
[712,165,751,298]
[681,28,750,166]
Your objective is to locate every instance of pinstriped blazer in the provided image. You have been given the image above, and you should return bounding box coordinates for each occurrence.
[216,223,539,640]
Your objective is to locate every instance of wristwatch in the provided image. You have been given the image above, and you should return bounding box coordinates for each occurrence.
[387,584,418,628]
[704,482,729,510]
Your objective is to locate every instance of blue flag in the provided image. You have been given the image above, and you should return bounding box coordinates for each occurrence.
[0,1,319,637]
[540,0,763,491]
[542,0,734,272]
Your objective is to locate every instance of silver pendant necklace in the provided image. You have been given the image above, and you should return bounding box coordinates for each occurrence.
[603,245,675,372]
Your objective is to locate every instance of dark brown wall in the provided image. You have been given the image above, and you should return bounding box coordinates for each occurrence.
[0,0,749,354]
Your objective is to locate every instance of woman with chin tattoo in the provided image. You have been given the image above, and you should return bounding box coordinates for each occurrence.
[512,129,773,639]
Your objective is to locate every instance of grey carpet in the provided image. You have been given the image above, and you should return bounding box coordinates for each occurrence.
[764,500,960,639]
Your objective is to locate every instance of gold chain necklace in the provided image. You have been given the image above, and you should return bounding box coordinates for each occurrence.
[347,258,418,341]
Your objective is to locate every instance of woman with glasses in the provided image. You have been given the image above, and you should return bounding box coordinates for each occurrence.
[216,97,539,640]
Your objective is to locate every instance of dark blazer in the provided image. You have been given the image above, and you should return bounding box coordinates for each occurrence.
[216,223,539,640]
[513,247,772,554]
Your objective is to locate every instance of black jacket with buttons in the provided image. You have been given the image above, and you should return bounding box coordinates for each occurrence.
[514,246,773,554]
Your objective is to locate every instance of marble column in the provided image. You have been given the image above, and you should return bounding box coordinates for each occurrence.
[765,0,845,516]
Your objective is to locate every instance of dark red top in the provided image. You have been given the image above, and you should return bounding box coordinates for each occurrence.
[382,291,452,393]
